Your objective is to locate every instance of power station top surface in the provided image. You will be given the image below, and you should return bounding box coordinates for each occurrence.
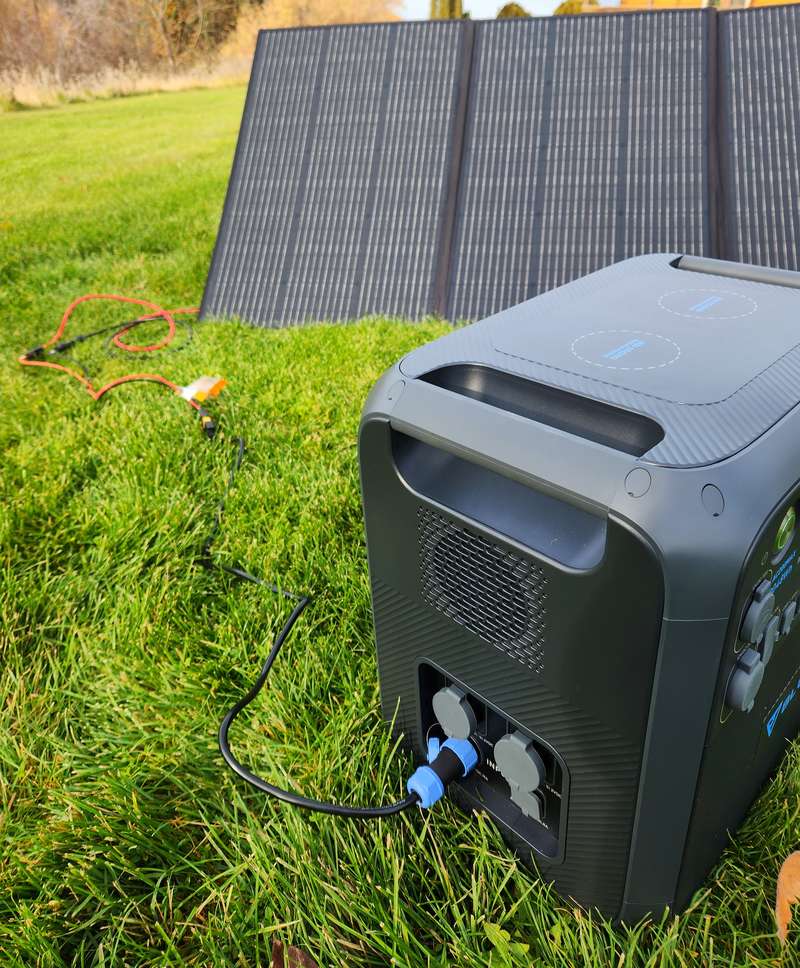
[399,254,800,467]
[489,263,796,406]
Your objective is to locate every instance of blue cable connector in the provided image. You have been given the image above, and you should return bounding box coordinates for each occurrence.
[406,736,480,809]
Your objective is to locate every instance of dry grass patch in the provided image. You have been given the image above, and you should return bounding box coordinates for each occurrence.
[0,58,251,112]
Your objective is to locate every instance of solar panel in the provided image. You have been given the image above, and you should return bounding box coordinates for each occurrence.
[203,11,798,328]
[447,12,712,321]
[201,21,470,325]
[719,6,800,272]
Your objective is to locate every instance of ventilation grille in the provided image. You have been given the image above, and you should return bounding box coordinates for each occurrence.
[417,508,547,673]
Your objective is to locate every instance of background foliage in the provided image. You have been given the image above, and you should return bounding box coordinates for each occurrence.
[0,0,399,108]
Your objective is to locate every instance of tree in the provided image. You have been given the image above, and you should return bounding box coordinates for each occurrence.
[497,2,531,15]
[143,0,240,66]
[222,0,398,45]
[553,0,597,12]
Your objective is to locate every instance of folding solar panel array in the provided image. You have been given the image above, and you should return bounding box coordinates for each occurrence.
[201,7,800,327]
[201,21,469,324]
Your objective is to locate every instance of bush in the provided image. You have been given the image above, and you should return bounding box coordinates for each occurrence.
[0,0,401,104]
[222,0,398,43]
[0,0,239,81]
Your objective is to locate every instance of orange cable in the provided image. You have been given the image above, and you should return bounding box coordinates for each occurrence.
[18,293,200,410]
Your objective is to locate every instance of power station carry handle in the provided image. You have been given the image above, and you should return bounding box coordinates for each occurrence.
[386,375,646,513]
[675,255,800,290]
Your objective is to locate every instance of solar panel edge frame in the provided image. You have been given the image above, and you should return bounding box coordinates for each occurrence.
[200,31,267,323]
[705,5,725,262]
[431,18,476,322]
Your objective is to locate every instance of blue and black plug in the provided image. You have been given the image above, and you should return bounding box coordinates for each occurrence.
[406,735,480,809]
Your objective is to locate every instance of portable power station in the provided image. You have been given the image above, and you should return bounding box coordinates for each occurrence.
[359,253,800,921]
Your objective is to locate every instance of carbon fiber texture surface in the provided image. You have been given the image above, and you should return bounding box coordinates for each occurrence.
[400,253,800,467]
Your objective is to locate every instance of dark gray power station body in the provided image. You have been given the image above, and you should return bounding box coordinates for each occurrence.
[359,253,800,920]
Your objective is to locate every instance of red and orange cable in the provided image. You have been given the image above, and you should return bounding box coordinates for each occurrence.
[19,293,201,409]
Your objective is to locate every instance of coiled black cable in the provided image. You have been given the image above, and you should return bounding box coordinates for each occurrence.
[204,437,419,818]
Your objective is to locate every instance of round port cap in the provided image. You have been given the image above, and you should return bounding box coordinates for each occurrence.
[740,580,775,644]
[432,686,477,740]
[493,731,545,793]
[725,648,765,713]
[761,614,781,665]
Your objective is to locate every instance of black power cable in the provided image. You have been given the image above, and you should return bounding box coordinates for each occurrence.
[203,438,419,818]
[30,306,419,818]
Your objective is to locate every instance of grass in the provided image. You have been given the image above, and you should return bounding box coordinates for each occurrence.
[0,86,798,966]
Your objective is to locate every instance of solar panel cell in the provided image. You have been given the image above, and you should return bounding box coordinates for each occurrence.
[719,6,800,271]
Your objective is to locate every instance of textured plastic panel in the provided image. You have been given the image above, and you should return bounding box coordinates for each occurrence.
[446,12,711,321]
[201,22,467,326]
[719,6,800,271]
[401,254,800,467]
[372,578,643,917]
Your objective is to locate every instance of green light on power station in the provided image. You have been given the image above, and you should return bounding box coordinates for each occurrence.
[775,507,796,556]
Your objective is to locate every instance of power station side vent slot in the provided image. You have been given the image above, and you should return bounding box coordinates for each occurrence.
[418,507,547,673]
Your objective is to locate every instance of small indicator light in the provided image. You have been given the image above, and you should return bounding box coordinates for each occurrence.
[775,507,796,557]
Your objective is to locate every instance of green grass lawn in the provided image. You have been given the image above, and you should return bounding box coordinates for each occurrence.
[1,88,798,967]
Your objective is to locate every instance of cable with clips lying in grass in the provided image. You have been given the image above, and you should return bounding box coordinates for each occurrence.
[17,292,223,435]
[18,295,434,819]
